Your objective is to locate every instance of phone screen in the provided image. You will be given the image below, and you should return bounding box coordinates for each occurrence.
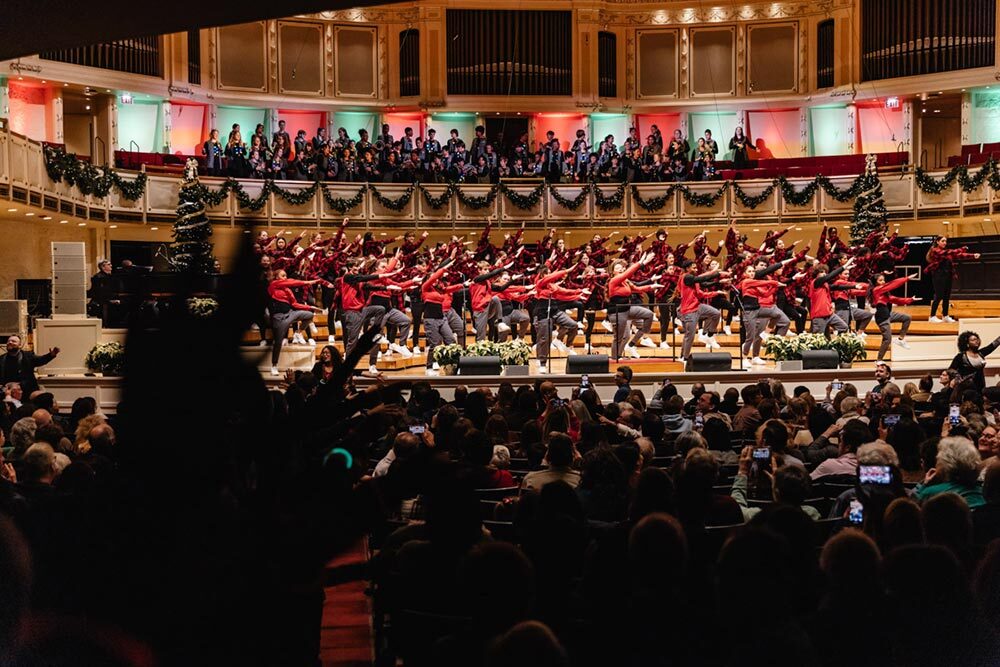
[694,412,704,430]
[831,381,844,391]
[883,413,901,428]
[752,447,771,461]
[848,499,864,525]
[949,404,961,426]
[858,465,892,485]
[409,425,426,434]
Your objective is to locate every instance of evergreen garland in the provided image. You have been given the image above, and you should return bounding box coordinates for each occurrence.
[550,184,591,211]
[420,185,454,210]
[322,184,367,213]
[43,145,148,200]
[454,184,500,210]
[370,184,415,211]
[270,181,321,206]
[731,181,777,209]
[500,182,547,210]
[169,160,215,274]
[678,182,728,207]
[593,182,627,210]
[631,184,676,213]
[778,178,821,207]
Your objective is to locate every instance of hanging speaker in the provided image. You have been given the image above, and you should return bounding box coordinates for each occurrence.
[458,355,502,376]
[801,349,840,370]
[686,353,733,372]
[566,354,610,375]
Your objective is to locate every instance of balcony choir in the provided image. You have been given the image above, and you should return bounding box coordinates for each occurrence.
[247,217,970,376]
[203,122,760,183]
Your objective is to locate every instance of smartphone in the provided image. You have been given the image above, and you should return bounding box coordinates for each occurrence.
[752,447,772,475]
[882,413,901,428]
[949,403,961,426]
[831,380,844,391]
[580,374,590,394]
[848,499,864,525]
[409,425,426,435]
[551,398,565,409]
[694,412,704,430]
[858,465,892,485]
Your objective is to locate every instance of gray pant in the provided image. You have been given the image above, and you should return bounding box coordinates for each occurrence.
[371,308,412,364]
[748,306,790,356]
[877,310,912,360]
[270,309,314,365]
[343,305,386,356]
[534,310,578,364]
[612,306,653,359]
[424,317,456,367]
[446,309,465,343]
[499,309,530,341]
[681,304,720,359]
[473,296,503,341]
[836,307,874,333]
[810,313,848,335]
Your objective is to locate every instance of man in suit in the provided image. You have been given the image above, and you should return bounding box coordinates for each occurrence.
[0,335,59,395]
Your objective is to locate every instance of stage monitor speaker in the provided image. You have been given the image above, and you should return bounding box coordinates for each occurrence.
[801,349,840,370]
[458,355,502,376]
[0,300,28,340]
[51,242,87,316]
[686,352,733,372]
[566,354,610,375]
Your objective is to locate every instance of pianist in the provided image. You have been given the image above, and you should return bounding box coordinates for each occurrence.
[87,259,120,325]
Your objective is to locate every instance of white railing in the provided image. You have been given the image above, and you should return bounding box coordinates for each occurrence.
[1,125,996,228]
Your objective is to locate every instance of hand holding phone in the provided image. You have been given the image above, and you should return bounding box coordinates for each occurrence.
[848,499,864,525]
[949,404,961,426]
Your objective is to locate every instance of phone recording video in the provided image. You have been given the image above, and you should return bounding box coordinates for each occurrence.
[949,403,961,426]
[409,425,426,435]
[694,412,704,430]
[831,380,844,391]
[848,499,864,525]
[882,413,901,428]
[858,465,892,485]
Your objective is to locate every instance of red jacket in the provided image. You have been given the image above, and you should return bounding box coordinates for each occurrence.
[679,272,722,315]
[268,279,314,311]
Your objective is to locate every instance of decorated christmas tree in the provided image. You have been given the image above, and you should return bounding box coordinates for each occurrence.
[169,159,216,274]
[850,154,888,244]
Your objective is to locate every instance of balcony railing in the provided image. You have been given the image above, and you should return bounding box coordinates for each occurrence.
[2,125,997,229]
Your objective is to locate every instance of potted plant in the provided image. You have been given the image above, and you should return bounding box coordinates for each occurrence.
[187,296,219,318]
[432,343,464,375]
[498,339,532,375]
[85,341,125,376]
[763,334,809,371]
[827,333,867,368]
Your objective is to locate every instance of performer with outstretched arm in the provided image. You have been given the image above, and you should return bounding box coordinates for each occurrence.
[267,270,328,376]
[532,265,588,374]
[607,255,661,361]
[808,258,855,334]
[678,260,728,361]
[926,236,979,323]
[870,273,919,360]
[736,257,795,366]
[422,258,460,376]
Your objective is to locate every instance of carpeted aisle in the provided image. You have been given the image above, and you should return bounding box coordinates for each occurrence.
[320,539,373,667]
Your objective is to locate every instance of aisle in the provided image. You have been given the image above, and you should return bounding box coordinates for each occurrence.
[320,539,373,667]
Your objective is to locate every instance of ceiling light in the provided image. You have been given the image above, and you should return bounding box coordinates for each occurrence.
[985,217,992,222]
[150,226,158,231]
[41,80,46,84]
[6,208,16,212]
[24,212,34,217]
[42,215,51,220]
[77,222,86,227]
[943,220,951,225]
[109,225,118,229]
[934,109,940,113]
[63,83,68,87]
[85,105,90,111]
[59,220,68,224]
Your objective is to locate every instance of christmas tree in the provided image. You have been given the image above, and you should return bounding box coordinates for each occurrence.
[850,154,888,244]
[169,159,215,274]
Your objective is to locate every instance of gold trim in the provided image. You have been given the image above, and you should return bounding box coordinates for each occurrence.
[688,26,736,97]
[635,28,680,99]
[334,25,379,99]
[215,21,268,93]
[277,20,325,96]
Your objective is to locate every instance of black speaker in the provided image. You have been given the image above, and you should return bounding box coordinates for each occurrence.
[801,349,840,370]
[458,355,502,375]
[686,353,733,372]
[566,354,609,375]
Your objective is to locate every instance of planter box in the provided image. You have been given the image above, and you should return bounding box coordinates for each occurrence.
[840,362,853,369]
[503,364,530,376]
[777,360,803,371]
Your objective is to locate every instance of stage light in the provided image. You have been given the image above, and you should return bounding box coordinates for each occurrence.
[42,216,51,220]
[109,225,118,229]
[6,208,16,212]
[77,222,85,227]
[150,226,158,231]
[25,212,34,217]
[59,220,68,224]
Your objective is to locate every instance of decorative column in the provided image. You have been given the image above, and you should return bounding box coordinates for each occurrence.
[799,107,809,156]
[901,101,914,162]
[0,78,8,119]
[161,101,173,153]
[47,87,64,145]
[846,103,857,154]
[961,91,973,145]
[268,108,280,137]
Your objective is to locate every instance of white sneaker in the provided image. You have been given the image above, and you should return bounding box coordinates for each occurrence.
[538,364,548,374]
[674,317,683,326]
[413,345,423,355]
[270,366,279,376]
[601,320,613,332]
[368,365,378,374]
[377,351,383,361]
[753,357,767,365]
[498,322,511,333]
[432,361,440,370]
[425,368,439,376]
[674,327,682,336]
[551,339,568,353]
[659,341,671,349]
[894,338,911,349]
[577,322,585,331]
[292,333,305,345]
[724,325,732,336]
[259,340,268,347]
[372,333,384,344]
[944,316,956,323]
[733,314,740,322]
[708,337,721,350]
[328,335,335,343]
[335,321,343,332]
[250,323,260,331]
[629,346,641,359]
[697,332,708,343]
[638,336,656,348]
[566,345,577,355]
[857,331,867,340]
[400,345,414,358]
[786,330,797,337]
[928,316,943,323]
[383,348,393,358]
[759,331,771,342]
[307,338,316,346]
[742,358,753,369]
[389,342,405,355]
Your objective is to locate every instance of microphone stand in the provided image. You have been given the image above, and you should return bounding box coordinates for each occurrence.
[731,288,748,372]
